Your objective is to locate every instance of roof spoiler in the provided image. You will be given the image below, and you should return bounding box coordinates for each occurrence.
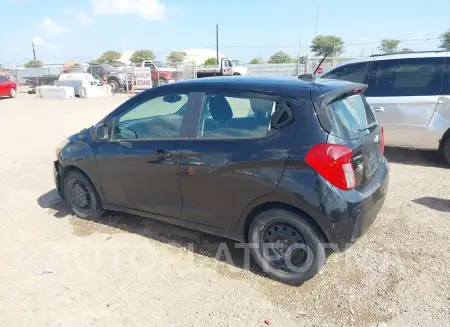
[314,84,368,110]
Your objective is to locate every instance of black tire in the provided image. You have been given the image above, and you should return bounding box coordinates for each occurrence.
[108,79,120,92]
[233,73,241,75]
[64,170,104,219]
[248,208,326,284]
[441,136,450,165]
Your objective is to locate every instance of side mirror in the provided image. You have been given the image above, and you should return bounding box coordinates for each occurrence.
[92,123,109,141]
[163,94,182,103]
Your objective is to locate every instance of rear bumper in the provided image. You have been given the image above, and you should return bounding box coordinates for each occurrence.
[321,157,389,251]
[53,161,64,200]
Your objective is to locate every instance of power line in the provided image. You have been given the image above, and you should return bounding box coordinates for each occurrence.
[200,37,441,49]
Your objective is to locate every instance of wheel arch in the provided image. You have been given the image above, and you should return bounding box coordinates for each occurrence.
[243,202,329,244]
[62,165,99,198]
[439,127,450,150]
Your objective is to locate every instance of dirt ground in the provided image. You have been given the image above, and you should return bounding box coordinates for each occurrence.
[0,94,449,327]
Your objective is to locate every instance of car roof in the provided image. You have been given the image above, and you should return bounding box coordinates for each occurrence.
[165,75,357,99]
[331,50,450,69]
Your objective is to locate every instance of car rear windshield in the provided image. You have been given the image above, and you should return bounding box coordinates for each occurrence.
[325,95,377,139]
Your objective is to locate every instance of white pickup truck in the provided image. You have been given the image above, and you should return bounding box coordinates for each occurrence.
[196,58,248,78]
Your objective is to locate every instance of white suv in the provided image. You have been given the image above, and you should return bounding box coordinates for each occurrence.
[320,51,450,165]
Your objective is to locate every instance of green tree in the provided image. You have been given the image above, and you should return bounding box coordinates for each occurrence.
[248,57,264,64]
[378,39,401,54]
[24,59,43,68]
[400,48,412,53]
[167,51,187,63]
[268,51,292,63]
[204,57,217,65]
[310,35,345,56]
[130,49,155,64]
[97,50,122,65]
[439,29,450,50]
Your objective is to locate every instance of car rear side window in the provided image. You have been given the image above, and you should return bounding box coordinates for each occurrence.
[0,76,8,83]
[198,94,275,138]
[365,57,444,97]
[326,95,377,139]
[321,62,369,84]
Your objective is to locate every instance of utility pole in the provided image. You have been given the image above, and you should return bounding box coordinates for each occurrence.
[296,35,301,75]
[32,42,36,60]
[216,24,219,64]
[315,0,319,36]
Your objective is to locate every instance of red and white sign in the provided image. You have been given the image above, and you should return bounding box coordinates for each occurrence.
[135,68,153,90]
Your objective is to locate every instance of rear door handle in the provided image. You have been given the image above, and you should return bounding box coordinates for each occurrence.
[371,106,384,112]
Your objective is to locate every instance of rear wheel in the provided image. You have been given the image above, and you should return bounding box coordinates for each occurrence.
[441,136,450,165]
[248,209,326,284]
[9,88,16,98]
[64,170,104,219]
[157,79,167,86]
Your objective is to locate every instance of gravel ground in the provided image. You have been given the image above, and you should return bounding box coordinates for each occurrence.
[0,94,449,327]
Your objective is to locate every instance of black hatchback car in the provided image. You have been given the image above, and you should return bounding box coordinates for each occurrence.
[54,76,389,284]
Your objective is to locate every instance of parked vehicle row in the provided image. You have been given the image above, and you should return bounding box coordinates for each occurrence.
[319,50,450,164]
[54,76,388,284]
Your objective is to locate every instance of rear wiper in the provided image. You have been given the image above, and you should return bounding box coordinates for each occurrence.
[359,121,378,131]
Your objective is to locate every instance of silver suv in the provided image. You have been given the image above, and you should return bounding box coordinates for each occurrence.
[320,51,450,165]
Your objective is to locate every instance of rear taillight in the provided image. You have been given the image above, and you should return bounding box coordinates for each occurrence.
[381,126,385,154]
[305,144,356,190]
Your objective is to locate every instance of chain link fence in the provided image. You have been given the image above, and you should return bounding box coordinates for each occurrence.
[245,57,357,76]
[7,57,357,95]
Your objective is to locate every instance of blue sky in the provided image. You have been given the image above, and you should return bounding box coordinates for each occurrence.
[2,0,449,67]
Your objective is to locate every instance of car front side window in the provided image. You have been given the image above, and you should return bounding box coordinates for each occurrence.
[114,93,189,140]
[322,62,369,83]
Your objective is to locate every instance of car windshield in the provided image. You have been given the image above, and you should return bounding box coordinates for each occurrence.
[231,60,240,66]
[154,61,168,68]
[102,64,119,72]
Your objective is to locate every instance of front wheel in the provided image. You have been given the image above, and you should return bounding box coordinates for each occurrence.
[64,170,104,219]
[108,79,120,92]
[441,136,450,165]
[157,79,167,86]
[248,209,326,284]
[9,88,16,98]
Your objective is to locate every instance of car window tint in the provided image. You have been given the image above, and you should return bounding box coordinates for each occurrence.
[366,57,444,97]
[326,95,377,139]
[441,61,450,95]
[199,94,275,138]
[322,62,368,83]
[115,93,188,139]
[0,76,8,83]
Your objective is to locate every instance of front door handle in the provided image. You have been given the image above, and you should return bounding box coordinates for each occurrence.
[118,141,133,148]
[371,106,385,112]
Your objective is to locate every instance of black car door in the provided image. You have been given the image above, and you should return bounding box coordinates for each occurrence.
[179,92,297,229]
[96,91,195,219]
